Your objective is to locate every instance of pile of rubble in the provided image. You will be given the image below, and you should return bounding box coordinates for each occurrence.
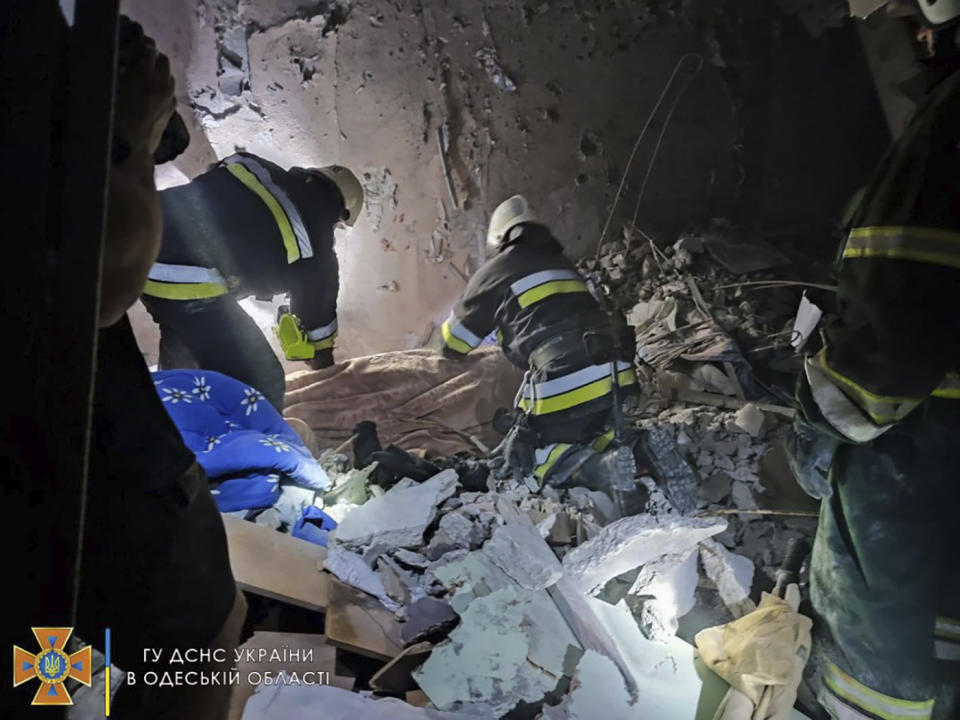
[238,223,821,717]
[587,219,824,582]
[293,453,751,718]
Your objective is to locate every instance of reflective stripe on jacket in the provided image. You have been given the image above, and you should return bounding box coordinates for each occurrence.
[802,70,960,440]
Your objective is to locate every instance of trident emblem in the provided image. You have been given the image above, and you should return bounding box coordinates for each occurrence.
[13,627,92,705]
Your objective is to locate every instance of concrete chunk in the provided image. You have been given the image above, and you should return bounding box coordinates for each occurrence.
[482,523,564,591]
[432,550,514,614]
[332,469,459,549]
[734,403,766,437]
[552,650,636,720]
[626,548,699,641]
[700,539,756,617]
[414,589,551,716]
[322,548,400,612]
[563,514,726,595]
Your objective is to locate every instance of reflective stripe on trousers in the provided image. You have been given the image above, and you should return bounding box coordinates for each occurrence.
[222,154,312,264]
[820,663,934,720]
[518,362,636,415]
[306,318,338,350]
[143,263,229,300]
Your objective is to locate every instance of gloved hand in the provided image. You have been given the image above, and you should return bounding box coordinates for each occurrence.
[785,415,839,500]
[501,423,537,478]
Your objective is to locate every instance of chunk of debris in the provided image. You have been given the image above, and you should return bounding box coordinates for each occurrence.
[332,469,459,549]
[393,548,431,570]
[378,555,415,605]
[377,280,400,293]
[481,524,563,591]
[731,481,758,510]
[475,47,517,92]
[322,547,401,612]
[370,642,433,694]
[700,472,733,505]
[538,511,574,545]
[432,550,514,614]
[674,234,704,254]
[700,539,756,618]
[734,403,766,437]
[401,596,459,645]
[562,514,726,595]
[626,547,699,642]
[543,651,635,720]
[413,589,556,716]
[692,364,737,396]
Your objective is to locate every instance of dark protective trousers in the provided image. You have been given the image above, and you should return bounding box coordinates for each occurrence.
[142,294,286,412]
[811,400,960,719]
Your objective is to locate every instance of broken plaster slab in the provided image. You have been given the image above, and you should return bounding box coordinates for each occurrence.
[481,523,563,591]
[699,539,756,618]
[548,650,637,720]
[625,548,699,643]
[432,550,514,614]
[562,514,726,596]
[322,547,401,612]
[413,588,573,717]
[331,469,459,549]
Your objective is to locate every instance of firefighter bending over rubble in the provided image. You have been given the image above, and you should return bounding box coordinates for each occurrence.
[439,195,644,504]
[142,153,364,411]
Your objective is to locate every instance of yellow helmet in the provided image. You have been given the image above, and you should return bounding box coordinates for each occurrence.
[314,165,364,226]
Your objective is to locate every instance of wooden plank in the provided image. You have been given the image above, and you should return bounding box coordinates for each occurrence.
[222,515,330,611]
[227,632,353,720]
[370,641,432,693]
[406,690,431,707]
[325,577,405,661]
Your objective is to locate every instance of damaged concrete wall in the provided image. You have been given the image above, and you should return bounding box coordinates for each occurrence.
[123,0,885,360]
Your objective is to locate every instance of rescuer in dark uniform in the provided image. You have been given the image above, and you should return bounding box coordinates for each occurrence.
[441,195,638,485]
[142,153,364,410]
[787,6,960,713]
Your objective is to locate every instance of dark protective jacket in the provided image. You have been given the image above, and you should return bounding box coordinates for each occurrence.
[145,153,344,351]
[441,223,637,422]
[799,69,960,442]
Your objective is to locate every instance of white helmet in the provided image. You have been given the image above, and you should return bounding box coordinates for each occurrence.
[314,165,364,226]
[915,0,960,24]
[486,195,538,254]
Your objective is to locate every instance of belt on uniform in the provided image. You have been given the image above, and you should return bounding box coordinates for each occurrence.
[528,329,597,371]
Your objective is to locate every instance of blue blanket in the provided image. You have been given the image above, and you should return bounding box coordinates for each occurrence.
[153,370,330,512]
